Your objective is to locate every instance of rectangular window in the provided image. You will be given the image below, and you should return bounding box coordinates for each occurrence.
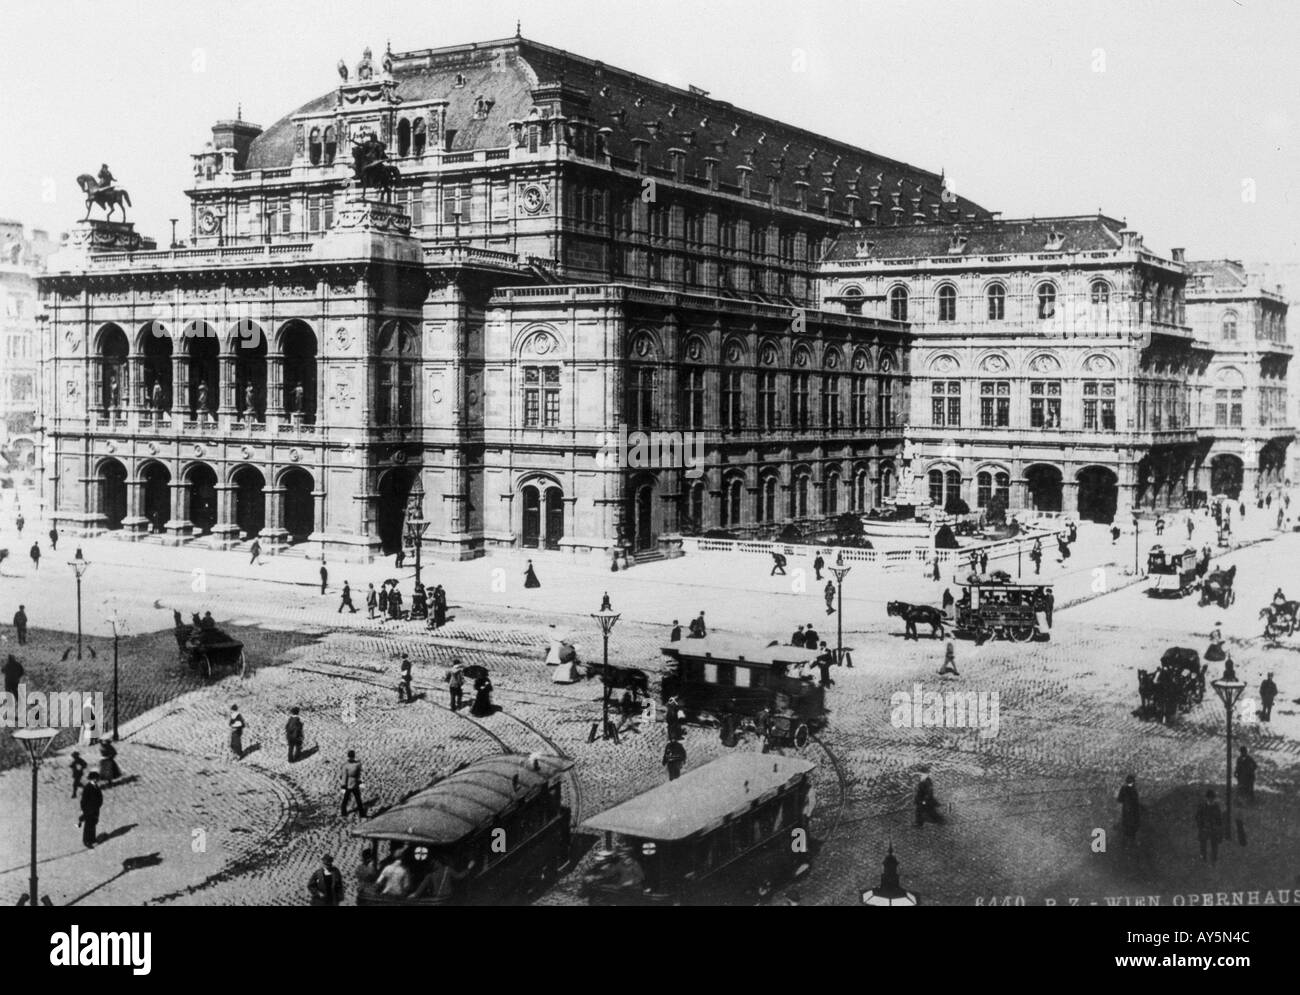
[721,370,744,430]
[877,376,895,427]
[628,367,655,430]
[791,373,810,429]
[1029,380,1061,429]
[931,380,960,427]
[979,381,1011,428]
[852,375,870,428]
[522,366,559,427]
[720,219,737,251]
[649,203,670,239]
[821,375,840,429]
[683,368,705,430]
[758,371,778,429]
[1230,388,1243,427]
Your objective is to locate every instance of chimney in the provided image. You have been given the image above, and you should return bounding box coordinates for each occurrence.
[211,117,263,171]
[1171,247,1186,264]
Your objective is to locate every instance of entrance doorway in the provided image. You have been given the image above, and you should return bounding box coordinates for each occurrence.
[376,469,413,554]
[282,468,315,541]
[1025,464,1063,514]
[1210,454,1244,500]
[142,462,170,532]
[187,464,218,535]
[98,459,127,530]
[233,466,266,538]
[629,483,654,551]
[1076,466,1118,523]
[545,488,564,551]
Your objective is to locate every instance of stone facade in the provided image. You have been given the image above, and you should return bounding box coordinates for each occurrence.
[1,221,55,467]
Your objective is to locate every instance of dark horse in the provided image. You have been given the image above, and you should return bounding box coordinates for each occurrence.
[887,601,946,640]
[583,661,651,700]
[76,174,132,222]
[350,146,400,201]
[1199,564,1236,608]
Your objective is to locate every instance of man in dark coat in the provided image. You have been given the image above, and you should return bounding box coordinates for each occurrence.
[1260,672,1278,722]
[340,750,365,817]
[1116,774,1140,843]
[2,653,22,697]
[397,656,413,703]
[249,538,261,565]
[447,663,465,711]
[914,769,944,827]
[29,542,40,571]
[771,552,787,576]
[285,707,304,763]
[979,551,989,574]
[815,643,835,688]
[791,625,806,647]
[941,588,955,615]
[48,525,58,551]
[79,773,104,848]
[338,581,357,613]
[1195,789,1223,864]
[813,553,825,581]
[662,738,686,780]
[824,580,836,615]
[665,695,685,741]
[307,854,344,906]
[669,619,682,642]
[319,562,328,595]
[1235,746,1257,801]
[366,583,378,619]
[803,623,819,649]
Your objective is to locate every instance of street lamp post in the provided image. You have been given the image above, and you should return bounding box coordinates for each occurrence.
[67,552,90,661]
[591,599,621,740]
[105,610,128,741]
[829,553,852,667]
[404,478,430,589]
[1133,514,1140,575]
[13,727,58,908]
[1211,669,1247,842]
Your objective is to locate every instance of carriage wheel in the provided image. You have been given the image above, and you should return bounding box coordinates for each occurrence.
[1227,590,1236,607]
[1009,626,1035,643]
[200,652,212,679]
[792,723,810,749]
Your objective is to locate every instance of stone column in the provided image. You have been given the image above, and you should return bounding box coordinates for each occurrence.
[121,479,149,536]
[212,483,239,543]
[260,486,289,547]
[218,356,236,418]
[267,350,286,421]
[311,489,326,539]
[165,479,192,537]
[172,355,188,421]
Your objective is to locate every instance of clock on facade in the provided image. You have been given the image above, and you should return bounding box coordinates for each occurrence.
[520,184,546,214]
[198,210,220,235]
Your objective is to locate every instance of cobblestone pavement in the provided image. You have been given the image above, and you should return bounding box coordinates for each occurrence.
[2,504,1298,905]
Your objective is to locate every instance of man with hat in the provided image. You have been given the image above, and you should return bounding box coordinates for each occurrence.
[340,750,365,817]
[285,707,304,763]
[447,660,465,711]
[1260,672,1278,722]
[79,772,104,848]
[308,854,344,906]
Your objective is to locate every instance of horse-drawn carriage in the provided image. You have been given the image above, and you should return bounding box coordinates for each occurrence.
[1261,598,1299,640]
[1146,545,1207,598]
[1198,565,1237,609]
[661,637,827,746]
[950,581,1053,643]
[183,625,247,679]
[1136,647,1206,723]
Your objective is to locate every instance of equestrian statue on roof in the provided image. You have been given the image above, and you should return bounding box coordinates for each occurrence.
[76,163,133,222]
[350,130,400,201]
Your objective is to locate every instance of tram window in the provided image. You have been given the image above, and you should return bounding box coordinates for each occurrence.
[703,663,717,683]
[687,660,705,682]
[716,664,735,687]
[734,667,751,688]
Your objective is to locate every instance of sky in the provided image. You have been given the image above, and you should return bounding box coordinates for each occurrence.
[2,0,1298,266]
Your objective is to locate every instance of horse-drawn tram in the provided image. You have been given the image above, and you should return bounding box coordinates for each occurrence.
[660,637,827,739]
[1146,545,1208,598]
[579,753,817,905]
[353,753,573,905]
[953,581,1053,642]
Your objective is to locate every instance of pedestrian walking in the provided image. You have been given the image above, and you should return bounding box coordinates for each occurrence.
[1259,672,1277,722]
[1195,789,1223,864]
[447,661,465,711]
[1155,516,1165,536]
[1116,774,1140,843]
[1235,746,1257,802]
[229,704,246,760]
[319,562,328,595]
[815,643,835,687]
[70,751,87,798]
[15,512,24,534]
[524,559,541,588]
[791,624,806,647]
[938,641,959,676]
[979,550,989,575]
[29,542,40,571]
[688,611,707,638]
[79,773,103,848]
[665,694,685,741]
[432,586,447,629]
[471,672,494,717]
[1110,524,1121,544]
[771,552,787,576]
[813,552,825,581]
[98,740,121,786]
[662,738,686,781]
[914,768,944,827]
[340,750,366,817]
[395,546,406,570]
[398,655,413,703]
[48,525,58,551]
[1278,508,1285,531]
[824,580,836,615]
[249,538,261,565]
[1205,622,1225,663]
[388,585,403,620]
[308,854,345,906]
[941,588,955,616]
[931,557,940,582]
[1030,540,1043,575]
[669,619,682,642]
[1187,517,1195,541]
[338,581,357,614]
[2,652,22,696]
[285,707,304,763]
[377,583,390,617]
[366,583,378,619]
[803,623,819,648]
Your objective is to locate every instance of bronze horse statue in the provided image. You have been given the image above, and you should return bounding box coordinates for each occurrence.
[76,174,132,222]
[350,142,401,201]
[887,601,946,640]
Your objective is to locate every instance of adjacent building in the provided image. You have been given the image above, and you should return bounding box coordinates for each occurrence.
[1,221,56,472]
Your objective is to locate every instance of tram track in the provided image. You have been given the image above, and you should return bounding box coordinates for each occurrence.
[809,733,849,850]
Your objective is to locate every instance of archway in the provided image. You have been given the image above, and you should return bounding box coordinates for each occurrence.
[186,464,218,535]
[376,469,414,554]
[628,480,653,551]
[98,459,127,530]
[280,321,318,422]
[1025,464,1063,513]
[1210,454,1243,499]
[141,329,173,414]
[184,325,219,418]
[521,485,541,549]
[283,468,315,541]
[97,325,128,413]
[545,487,565,550]
[1076,466,1118,523]
[232,465,265,538]
[142,462,171,532]
[233,321,268,420]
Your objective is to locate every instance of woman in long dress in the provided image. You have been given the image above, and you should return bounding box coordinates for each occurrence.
[471,674,494,716]
[524,560,541,588]
[98,741,122,785]
[1205,623,1226,662]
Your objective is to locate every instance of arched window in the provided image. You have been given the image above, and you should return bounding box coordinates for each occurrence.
[322,127,337,166]
[761,475,778,522]
[987,283,1005,321]
[854,467,869,510]
[1037,282,1057,319]
[412,118,426,157]
[1090,280,1110,325]
[308,127,322,166]
[397,119,411,157]
[842,285,864,316]
[722,477,744,528]
[793,473,810,518]
[1221,311,1238,341]
[928,468,961,508]
[937,284,957,322]
[823,471,840,515]
[376,323,417,426]
[685,481,705,531]
[976,469,1011,509]
[889,286,909,322]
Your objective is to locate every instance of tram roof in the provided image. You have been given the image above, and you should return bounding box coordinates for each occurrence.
[353,754,572,846]
[662,637,825,667]
[580,753,816,842]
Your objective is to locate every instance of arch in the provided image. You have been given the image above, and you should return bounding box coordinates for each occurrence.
[185,462,219,535]
[323,126,337,165]
[397,118,411,157]
[412,117,427,156]
[791,467,812,519]
[822,345,844,370]
[1214,366,1245,388]
[721,473,745,528]
[281,466,315,541]
[376,467,415,554]
[927,464,962,509]
[94,322,129,355]
[975,466,1011,510]
[888,284,909,322]
[1076,465,1117,523]
[1036,280,1057,319]
[877,349,897,373]
[758,337,784,366]
[308,126,322,166]
[1220,310,1240,340]
[139,460,171,533]
[877,459,896,505]
[985,281,1006,321]
[851,347,871,372]
[683,478,706,532]
[1081,352,1117,374]
[936,282,957,322]
[852,462,871,511]
[96,457,128,530]
[628,326,662,361]
[279,320,318,421]
[1027,352,1062,374]
[791,343,814,370]
[229,320,267,419]
[1024,463,1063,513]
[513,323,560,358]
[231,464,266,538]
[841,284,864,315]
[1210,454,1244,500]
[518,474,565,550]
[823,467,842,515]
[97,324,129,411]
[720,336,749,365]
[141,326,173,413]
[627,476,655,551]
[377,321,419,426]
[759,469,780,522]
[977,350,1013,374]
[183,322,220,418]
[682,333,710,364]
[1089,279,1111,324]
[927,352,961,374]
[134,320,170,352]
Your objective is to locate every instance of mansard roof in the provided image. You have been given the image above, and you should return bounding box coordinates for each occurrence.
[1186,259,1248,289]
[245,35,990,219]
[824,214,1133,262]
